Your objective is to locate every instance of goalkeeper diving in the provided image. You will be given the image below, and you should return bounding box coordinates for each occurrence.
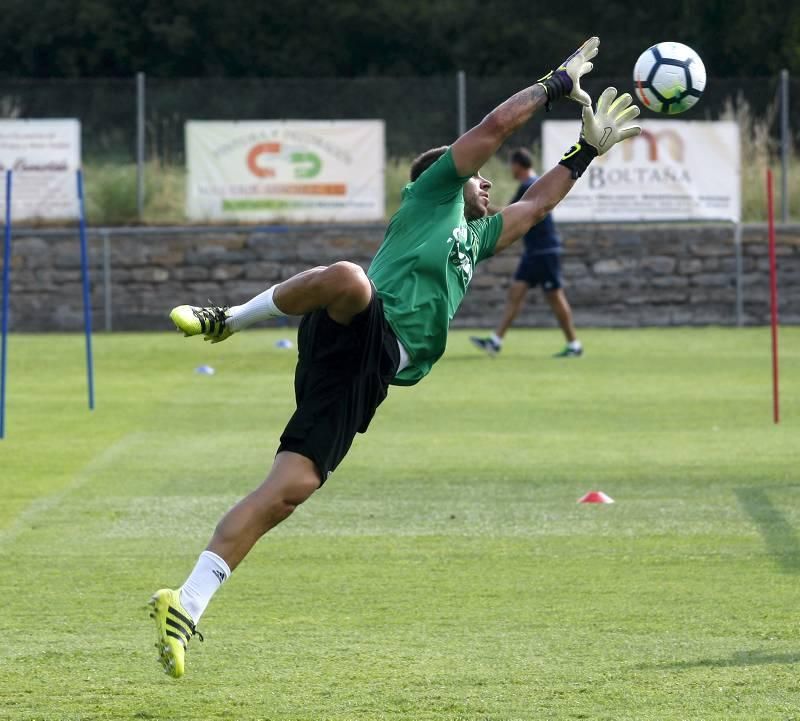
[150,37,641,678]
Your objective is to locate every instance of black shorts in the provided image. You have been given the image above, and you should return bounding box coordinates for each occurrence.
[513,252,562,291]
[277,287,400,483]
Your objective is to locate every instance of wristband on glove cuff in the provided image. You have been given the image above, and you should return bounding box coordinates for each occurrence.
[558,140,598,179]
[536,69,573,111]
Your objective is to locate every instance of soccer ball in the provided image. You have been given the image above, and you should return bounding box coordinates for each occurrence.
[633,42,706,114]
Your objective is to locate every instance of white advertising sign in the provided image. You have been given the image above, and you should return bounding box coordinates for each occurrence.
[186,121,385,222]
[0,119,81,220]
[542,120,740,222]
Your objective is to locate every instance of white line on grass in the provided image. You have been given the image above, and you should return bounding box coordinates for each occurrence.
[0,432,146,547]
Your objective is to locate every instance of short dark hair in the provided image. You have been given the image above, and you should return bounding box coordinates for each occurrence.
[509,147,533,169]
[410,146,448,181]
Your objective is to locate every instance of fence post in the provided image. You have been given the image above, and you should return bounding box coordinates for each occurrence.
[734,222,743,326]
[457,70,467,137]
[102,230,112,332]
[136,72,146,221]
[779,69,790,223]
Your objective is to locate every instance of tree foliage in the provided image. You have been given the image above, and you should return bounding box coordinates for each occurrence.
[0,0,796,78]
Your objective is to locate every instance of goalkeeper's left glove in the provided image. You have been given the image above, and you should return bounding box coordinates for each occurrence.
[537,36,599,109]
[559,86,642,178]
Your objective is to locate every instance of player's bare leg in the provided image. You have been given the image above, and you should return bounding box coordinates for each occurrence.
[545,288,582,357]
[495,281,529,340]
[149,453,320,677]
[470,280,528,356]
[269,262,372,325]
[169,261,373,341]
[206,452,321,571]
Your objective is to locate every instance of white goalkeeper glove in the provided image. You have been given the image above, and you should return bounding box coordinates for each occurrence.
[537,36,599,108]
[559,86,642,178]
[581,86,642,155]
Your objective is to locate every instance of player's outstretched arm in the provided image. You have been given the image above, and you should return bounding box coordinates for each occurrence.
[494,87,641,254]
[449,37,599,178]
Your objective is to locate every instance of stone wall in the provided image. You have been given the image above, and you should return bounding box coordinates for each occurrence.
[3,223,799,331]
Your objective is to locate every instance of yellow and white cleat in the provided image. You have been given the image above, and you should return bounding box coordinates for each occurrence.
[169,304,232,344]
[148,588,203,678]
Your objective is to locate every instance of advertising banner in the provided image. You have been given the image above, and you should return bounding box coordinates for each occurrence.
[0,119,81,220]
[186,121,385,222]
[542,120,740,222]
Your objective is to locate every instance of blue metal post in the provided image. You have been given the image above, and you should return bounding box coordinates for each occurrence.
[1,171,12,438]
[77,170,95,410]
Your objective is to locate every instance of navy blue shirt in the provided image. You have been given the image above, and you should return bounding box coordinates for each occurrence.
[511,176,561,255]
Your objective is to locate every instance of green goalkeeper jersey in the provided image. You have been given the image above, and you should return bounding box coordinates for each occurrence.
[367,148,503,386]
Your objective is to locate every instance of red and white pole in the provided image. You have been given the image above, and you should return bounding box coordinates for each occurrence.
[766,168,780,424]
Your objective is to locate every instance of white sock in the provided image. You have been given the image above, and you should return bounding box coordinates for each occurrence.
[568,339,582,350]
[226,285,287,332]
[178,550,232,623]
[490,332,503,347]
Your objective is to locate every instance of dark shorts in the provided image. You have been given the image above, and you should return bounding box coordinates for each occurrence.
[277,287,400,483]
[513,252,562,291]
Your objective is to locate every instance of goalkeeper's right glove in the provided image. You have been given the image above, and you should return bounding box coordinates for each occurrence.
[559,86,642,178]
[537,36,599,109]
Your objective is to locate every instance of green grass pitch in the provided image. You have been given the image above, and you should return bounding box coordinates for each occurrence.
[0,327,798,720]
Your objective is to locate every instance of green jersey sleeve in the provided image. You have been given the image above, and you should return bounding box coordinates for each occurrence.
[467,212,503,263]
[405,147,471,204]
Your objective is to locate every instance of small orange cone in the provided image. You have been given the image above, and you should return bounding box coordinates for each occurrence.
[578,491,615,504]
